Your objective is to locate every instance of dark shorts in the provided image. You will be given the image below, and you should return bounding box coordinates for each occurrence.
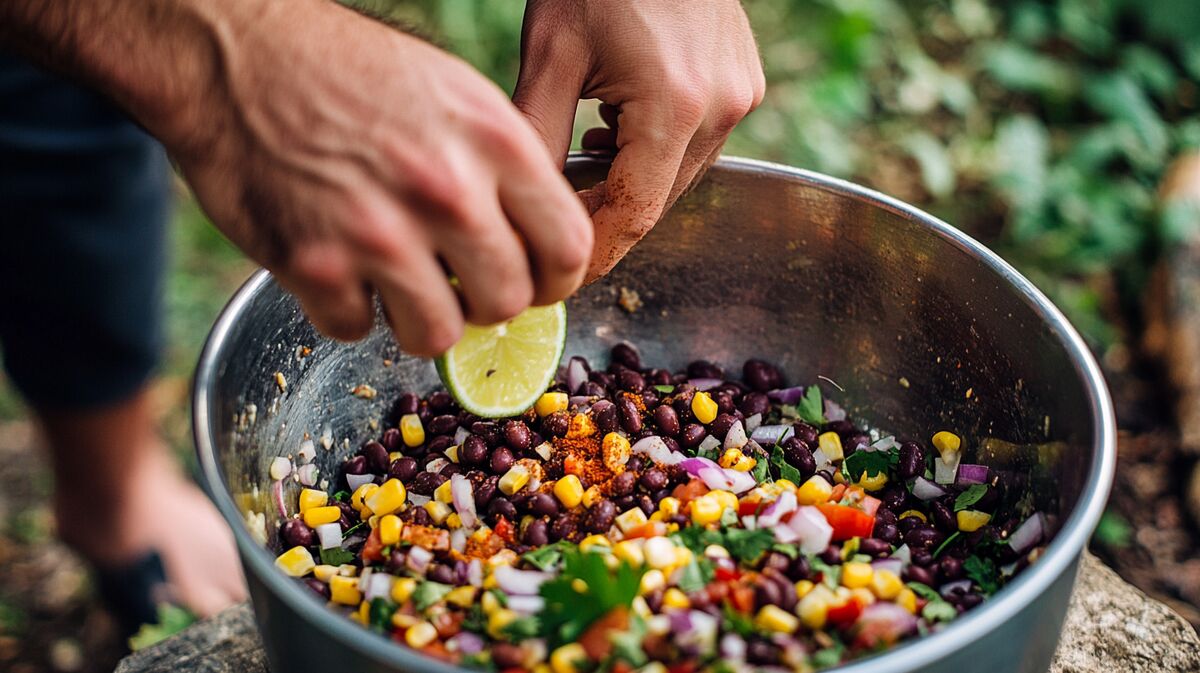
[0,53,171,411]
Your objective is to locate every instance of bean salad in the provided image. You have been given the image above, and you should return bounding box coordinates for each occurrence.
[271,344,1051,672]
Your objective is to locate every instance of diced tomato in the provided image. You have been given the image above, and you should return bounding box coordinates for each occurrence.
[493,516,516,544]
[667,662,697,673]
[705,582,730,605]
[360,527,384,563]
[610,662,635,673]
[738,499,760,516]
[564,454,581,475]
[816,503,875,541]
[729,585,756,614]
[672,478,710,505]
[860,494,881,518]
[826,594,866,628]
[624,521,668,539]
[419,642,455,662]
[579,607,629,659]
[714,566,741,582]
[829,483,847,502]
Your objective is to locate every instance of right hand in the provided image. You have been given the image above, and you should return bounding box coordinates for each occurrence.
[161,1,593,355]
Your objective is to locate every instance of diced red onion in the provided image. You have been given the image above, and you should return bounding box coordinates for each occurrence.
[891,544,912,566]
[569,395,592,406]
[870,435,897,452]
[448,632,485,655]
[824,399,847,421]
[566,356,589,394]
[871,558,904,577]
[346,473,375,492]
[719,633,747,660]
[632,436,684,465]
[934,454,960,484]
[812,448,832,473]
[450,474,477,529]
[407,546,433,573]
[408,493,431,507]
[296,464,319,487]
[723,420,748,450]
[741,515,757,530]
[789,506,834,554]
[315,522,343,550]
[467,559,483,587]
[269,456,293,481]
[939,579,972,599]
[687,461,755,494]
[297,439,316,464]
[1000,560,1020,578]
[363,572,394,602]
[757,491,797,528]
[912,477,947,501]
[750,425,791,446]
[688,378,723,392]
[744,413,763,435]
[534,442,553,461]
[697,435,721,455]
[767,387,806,404]
[453,426,470,447]
[425,457,448,473]
[1008,512,1045,554]
[272,479,288,518]
[854,602,918,647]
[772,521,799,544]
[493,566,553,595]
[507,595,546,614]
[956,464,989,486]
[450,528,467,553]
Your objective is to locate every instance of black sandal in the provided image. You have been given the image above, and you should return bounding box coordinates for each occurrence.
[94,550,173,639]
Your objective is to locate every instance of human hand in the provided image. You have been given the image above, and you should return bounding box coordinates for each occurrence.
[513,0,765,280]
[159,0,594,354]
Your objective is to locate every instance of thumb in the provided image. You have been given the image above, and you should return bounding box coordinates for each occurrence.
[512,63,584,169]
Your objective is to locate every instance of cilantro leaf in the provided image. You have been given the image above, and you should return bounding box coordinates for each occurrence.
[843,449,891,480]
[769,444,804,483]
[461,603,487,634]
[653,384,675,394]
[809,554,841,589]
[954,484,989,511]
[932,531,961,558]
[964,555,1001,595]
[905,582,941,602]
[608,614,648,667]
[368,597,397,633]
[332,490,351,502]
[721,604,756,637]
[502,616,542,640]
[811,640,845,667]
[670,526,724,557]
[750,453,771,484]
[797,386,826,425]
[412,581,452,611]
[538,548,644,647]
[522,540,575,571]
[319,547,356,566]
[676,557,714,593]
[771,542,799,559]
[722,527,775,563]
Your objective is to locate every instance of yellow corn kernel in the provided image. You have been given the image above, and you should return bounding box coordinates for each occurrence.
[870,569,904,600]
[533,666,552,673]
[798,586,831,629]
[674,546,695,569]
[691,391,718,424]
[302,506,341,528]
[776,479,798,492]
[755,604,800,633]
[649,511,665,522]
[400,414,425,448]
[795,579,815,600]
[351,483,378,511]
[796,475,834,505]
[391,577,417,604]
[550,643,587,673]
[274,546,316,577]
[553,475,584,508]
[536,392,569,417]
[391,612,419,630]
[957,509,992,532]
[732,455,757,472]
[639,569,666,595]
[841,561,874,589]
[488,549,518,569]
[567,413,596,439]
[859,471,889,491]
[631,596,652,620]
[690,494,723,526]
[852,587,877,607]
[719,448,744,469]
[337,564,358,577]
[658,496,681,517]
[445,586,477,608]
[643,536,676,569]
[704,544,730,559]
[896,587,918,614]
[898,509,928,522]
[615,507,648,533]
[352,600,370,625]
[613,539,645,567]
[710,489,738,512]
[405,621,438,648]
[445,513,463,530]
[487,608,518,639]
[367,514,380,529]
[499,465,531,496]
[579,534,611,553]
[298,488,329,513]
[379,514,403,546]
[424,501,451,524]
[571,578,588,593]
[313,564,338,583]
[662,588,691,610]
[365,479,407,517]
[481,590,502,615]
[389,451,404,463]
[931,431,961,459]
[445,444,460,464]
[434,479,454,504]
[602,432,632,473]
[330,575,361,605]
[582,485,603,508]
[818,432,844,461]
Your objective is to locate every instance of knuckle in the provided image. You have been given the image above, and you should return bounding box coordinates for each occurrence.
[473,279,533,325]
[406,160,474,223]
[712,92,754,133]
[663,81,708,130]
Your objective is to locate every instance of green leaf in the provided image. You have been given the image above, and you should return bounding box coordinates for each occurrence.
[332,490,351,502]
[770,444,804,484]
[653,384,675,394]
[809,555,841,589]
[954,484,989,511]
[721,604,756,637]
[719,506,740,528]
[412,581,453,611]
[982,42,1079,97]
[128,604,197,651]
[811,639,845,667]
[502,616,542,640]
[901,131,957,198]
[319,547,356,566]
[721,527,776,564]
[537,547,645,648]
[771,542,799,559]
[608,614,648,666]
[905,582,941,602]
[933,531,961,558]
[843,449,891,480]
[796,386,826,425]
[368,597,397,633]
[522,540,575,571]
[461,603,487,634]
[676,558,715,593]
[750,452,771,484]
[1093,510,1133,548]
[671,526,724,557]
[964,555,1001,595]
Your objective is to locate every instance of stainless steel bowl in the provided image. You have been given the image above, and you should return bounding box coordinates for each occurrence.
[194,156,1115,673]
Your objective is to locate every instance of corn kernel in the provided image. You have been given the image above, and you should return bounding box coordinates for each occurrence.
[567,413,596,438]
[379,514,403,546]
[351,483,378,511]
[389,451,404,463]
[488,549,518,569]
[649,511,665,522]
[710,489,738,512]
[870,569,903,600]
[302,506,341,528]
[424,501,451,524]
[796,475,834,505]
[337,564,357,577]
[554,475,584,508]
[931,431,961,459]
[795,579,815,600]
[391,577,417,603]
[355,600,370,624]
[674,546,695,569]
[613,539,645,567]
[602,432,632,473]
[662,588,691,610]
[658,496,681,517]
[719,448,744,469]
[615,507,648,533]
[487,608,518,639]
[499,465,531,496]
[298,488,328,513]
[405,621,438,648]
[841,561,874,589]
[367,514,380,529]
[690,494,723,526]
[579,534,611,552]
[391,611,419,630]
[445,444,460,464]
[330,575,361,605]
[858,471,889,491]
[533,666,552,673]
[572,578,588,593]
[818,432,844,461]
[898,509,927,522]
[704,544,730,559]
[481,590,502,615]
[755,604,800,633]
[638,664,668,673]
[536,392,569,417]
[631,596,652,619]
[313,564,338,583]
[798,586,832,629]
[400,414,425,447]
[445,586,477,608]
[640,537,673,569]
[582,485,602,508]
[731,455,756,471]
[639,569,666,595]
[776,479,798,492]
[445,513,463,529]
[550,643,587,673]
[896,587,918,614]
[957,509,992,532]
[434,480,454,504]
[365,479,407,516]
[853,588,878,607]
[691,391,718,424]
[275,546,316,577]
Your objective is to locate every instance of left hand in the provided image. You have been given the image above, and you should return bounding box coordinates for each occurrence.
[513,0,765,281]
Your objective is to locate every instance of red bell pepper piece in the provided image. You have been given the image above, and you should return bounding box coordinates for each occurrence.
[816,503,875,541]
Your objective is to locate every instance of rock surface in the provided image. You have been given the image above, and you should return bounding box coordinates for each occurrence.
[116,552,1199,673]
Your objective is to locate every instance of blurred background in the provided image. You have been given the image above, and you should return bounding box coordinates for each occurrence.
[1,0,1198,671]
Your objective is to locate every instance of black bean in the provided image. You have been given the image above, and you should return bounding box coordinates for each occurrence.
[537,411,567,438]
[640,389,660,408]
[461,436,488,465]
[791,422,819,446]
[874,522,900,544]
[878,485,908,512]
[471,421,502,447]
[504,421,532,451]
[529,493,559,517]
[280,519,315,548]
[342,455,368,477]
[589,370,615,388]
[613,494,636,511]
[714,392,735,415]
[858,538,891,557]
[490,446,514,474]
[780,437,816,478]
[427,435,453,454]
[426,391,452,412]
[746,640,782,666]
[939,556,965,582]
[618,369,646,393]
[304,578,331,600]
[617,396,643,434]
[440,462,462,477]
[610,342,642,371]
[416,405,432,423]
[816,469,836,485]
[819,545,841,565]
[974,485,999,512]
[710,413,736,440]
[521,518,549,547]
[584,500,617,533]
[380,428,402,451]
[753,575,783,609]
[662,437,682,455]
[652,405,680,437]
[875,508,898,526]
[897,516,923,535]
[897,441,925,480]
[931,500,956,533]
[404,506,433,527]
[911,549,934,567]
[648,369,672,386]
[488,497,517,522]
[743,359,783,392]
[764,568,797,611]
[636,494,655,517]
[624,456,645,474]
[680,423,706,449]
[409,471,441,496]
[846,433,870,453]
[425,414,455,436]
[389,457,419,482]
[761,552,791,573]
[960,593,984,609]
[397,392,420,416]
[644,588,664,613]
[458,411,480,427]
[905,526,945,550]
[824,419,856,438]
[739,392,771,418]
[360,441,390,474]
[640,469,668,492]
[903,565,936,586]
[474,475,499,508]
[610,471,638,497]
[550,513,576,541]
[687,360,724,380]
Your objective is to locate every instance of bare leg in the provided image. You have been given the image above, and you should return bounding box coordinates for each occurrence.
[41,386,246,618]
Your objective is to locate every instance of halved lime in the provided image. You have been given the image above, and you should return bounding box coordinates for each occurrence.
[435,302,567,418]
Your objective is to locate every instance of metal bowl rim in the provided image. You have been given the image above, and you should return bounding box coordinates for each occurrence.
[193,155,1115,673]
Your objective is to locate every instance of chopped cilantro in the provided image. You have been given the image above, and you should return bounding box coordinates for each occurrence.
[461,603,487,634]
[522,540,575,571]
[670,525,724,556]
[537,547,644,647]
[843,449,892,480]
[721,604,756,637]
[488,588,508,607]
[809,554,841,589]
[676,557,715,593]
[771,542,799,559]
[412,581,452,611]
[954,484,989,511]
[502,615,542,640]
[769,444,804,483]
[460,652,495,671]
[906,582,941,602]
[750,453,771,484]
[697,441,721,462]
[608,614,648,666]
[720,506,740,527]
[797,386,827,425]
[722,527,775,563]
[319,547,356,566]
[964,555,1001,595]
[932,531,961,558]
[332,490,351,502]
[811,639,845,667]
[368,597,397,633]
[653,384,675,394]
